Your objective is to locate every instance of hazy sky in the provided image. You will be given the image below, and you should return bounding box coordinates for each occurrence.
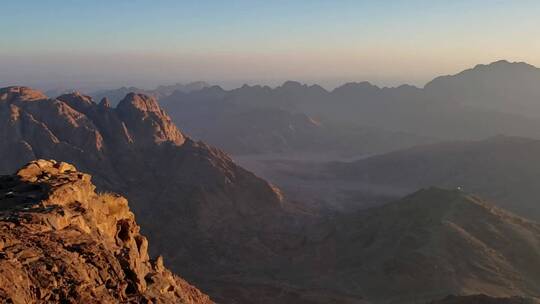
[1,0,540,90]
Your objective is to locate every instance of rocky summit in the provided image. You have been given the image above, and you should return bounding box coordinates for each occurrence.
[0,160,212,304]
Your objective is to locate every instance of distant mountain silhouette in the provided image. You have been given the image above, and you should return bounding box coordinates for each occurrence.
[158,61,540,156]
[89,81,209,106]
[425,60,540,117]
[160,86,431,155]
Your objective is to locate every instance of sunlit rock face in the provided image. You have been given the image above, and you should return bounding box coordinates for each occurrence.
[0,160,213,304]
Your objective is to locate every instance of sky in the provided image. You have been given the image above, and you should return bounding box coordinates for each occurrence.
[1,0,540,91]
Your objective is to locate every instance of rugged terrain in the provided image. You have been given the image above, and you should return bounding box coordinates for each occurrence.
[320,188,540,302]
[2,86,540,303]
[0,159,212,303]
[0,86,311,302]
[200,187,540,303]
[159,85,430,156]
[322,135,540,220]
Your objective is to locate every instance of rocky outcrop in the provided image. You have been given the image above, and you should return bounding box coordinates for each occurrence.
[0,160,212,304]
[0,86,48,102]
[116,93,185,146]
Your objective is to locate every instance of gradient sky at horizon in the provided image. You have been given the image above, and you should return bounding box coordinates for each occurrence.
[1,0,540,90]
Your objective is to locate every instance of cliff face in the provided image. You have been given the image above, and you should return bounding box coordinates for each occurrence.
[0,160,212,304]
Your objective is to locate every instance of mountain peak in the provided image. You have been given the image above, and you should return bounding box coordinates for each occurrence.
[471,59,538,71]
[116,93,185,146]
[489,59,535,67]
[99,97,111,108]
[334,81,379,91]
[118,92,161,112]
[0,86,48,103]
[388,187,517,219]
[490,59,511,65]
[57,91,96,111]
[426,59,540,89]
[281,80,305,89]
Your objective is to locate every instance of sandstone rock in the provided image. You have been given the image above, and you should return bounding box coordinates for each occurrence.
[0,86,48,103]
[0,160,213,304]
[116,93,185,146]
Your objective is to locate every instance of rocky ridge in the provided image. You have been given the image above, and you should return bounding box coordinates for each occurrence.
[0,159,212,304]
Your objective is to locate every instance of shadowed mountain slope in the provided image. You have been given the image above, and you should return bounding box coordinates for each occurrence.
[329,135,540,220]
[308,188,540,303]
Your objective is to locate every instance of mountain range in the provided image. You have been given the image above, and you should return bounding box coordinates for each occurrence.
[153,60,540,156]
[88,81,209,106]
[3,84,540,303]
[43,60,540,157]
[159,87,431,155]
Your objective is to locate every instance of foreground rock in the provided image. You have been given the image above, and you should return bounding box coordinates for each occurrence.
[0,160,212,304]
